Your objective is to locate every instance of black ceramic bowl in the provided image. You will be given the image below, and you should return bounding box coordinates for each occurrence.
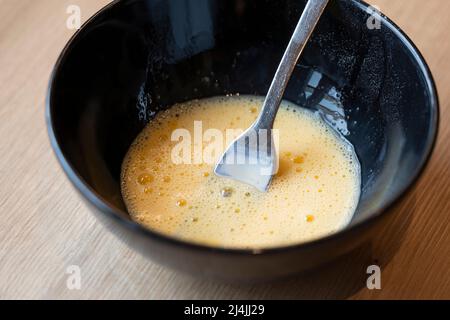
[47,0,438,281]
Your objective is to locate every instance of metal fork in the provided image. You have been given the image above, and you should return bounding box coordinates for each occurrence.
[214,0,330,191]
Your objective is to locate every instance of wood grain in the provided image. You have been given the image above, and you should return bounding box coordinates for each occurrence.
[0,0,449,299]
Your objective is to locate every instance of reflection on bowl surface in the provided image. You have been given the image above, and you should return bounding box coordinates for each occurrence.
[47,0,438,281]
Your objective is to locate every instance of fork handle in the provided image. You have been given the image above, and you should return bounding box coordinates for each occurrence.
[254,0,329,130]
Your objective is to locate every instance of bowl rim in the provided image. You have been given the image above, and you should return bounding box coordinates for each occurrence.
[46,0,440,255]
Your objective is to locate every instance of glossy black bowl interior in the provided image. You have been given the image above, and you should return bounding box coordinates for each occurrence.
[47,0,438,280]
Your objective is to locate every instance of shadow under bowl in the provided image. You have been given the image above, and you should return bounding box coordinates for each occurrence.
[47,0,438,281]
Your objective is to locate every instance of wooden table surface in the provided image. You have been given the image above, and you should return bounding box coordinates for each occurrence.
[0,0,449,300]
